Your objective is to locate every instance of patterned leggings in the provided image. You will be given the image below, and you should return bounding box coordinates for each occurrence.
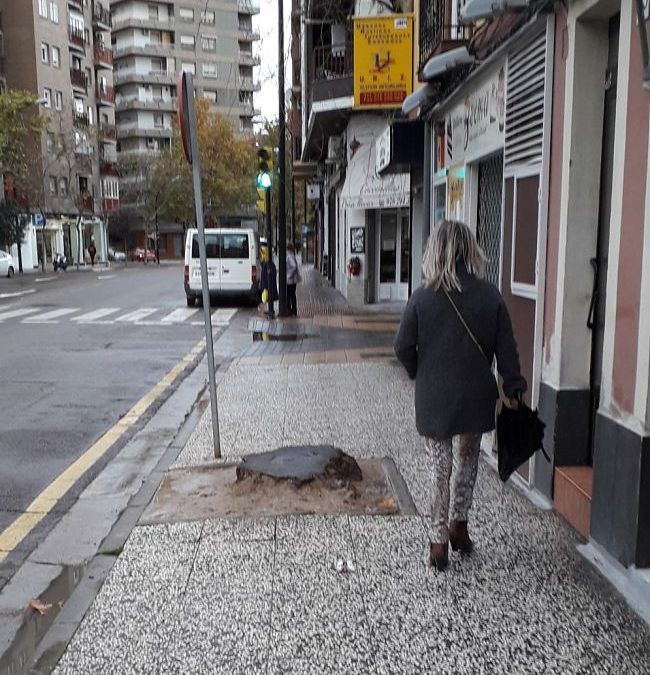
[425,434,482,544]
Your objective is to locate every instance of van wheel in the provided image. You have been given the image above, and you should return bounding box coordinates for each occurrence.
[186,296,195,307]
[7,266,14,278]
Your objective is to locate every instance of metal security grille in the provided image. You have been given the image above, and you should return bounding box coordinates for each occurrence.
[505,28,547,169]
[477,153,504,287]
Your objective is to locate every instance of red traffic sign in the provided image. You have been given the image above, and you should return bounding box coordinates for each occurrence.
[177,71,192,164]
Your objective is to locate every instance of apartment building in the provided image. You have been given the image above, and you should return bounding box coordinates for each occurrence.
[110,0,261,160]
[0,0,118,267]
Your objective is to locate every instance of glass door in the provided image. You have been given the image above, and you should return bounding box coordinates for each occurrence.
[377,210,409,301]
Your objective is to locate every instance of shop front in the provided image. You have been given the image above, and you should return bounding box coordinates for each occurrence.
[339,115,410,306]
[429,16,555,486]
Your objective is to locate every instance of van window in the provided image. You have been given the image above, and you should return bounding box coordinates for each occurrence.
[221,233,249,259]
[191,234,219,258]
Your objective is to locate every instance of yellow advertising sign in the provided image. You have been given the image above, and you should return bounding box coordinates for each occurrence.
[353,14,413,110]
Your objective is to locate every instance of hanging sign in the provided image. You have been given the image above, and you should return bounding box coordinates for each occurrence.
[445,64,506,165]
[353,15,413,110]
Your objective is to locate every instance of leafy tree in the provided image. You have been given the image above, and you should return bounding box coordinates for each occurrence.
[0,90,45,265]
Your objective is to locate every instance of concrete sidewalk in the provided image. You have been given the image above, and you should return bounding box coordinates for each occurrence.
[51,315,649,673]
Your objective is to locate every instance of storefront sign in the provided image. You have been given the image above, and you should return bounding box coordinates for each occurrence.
[445,64,506,165]
[375,125,391,173]
[353,15,413,110]
[341,116,410,210]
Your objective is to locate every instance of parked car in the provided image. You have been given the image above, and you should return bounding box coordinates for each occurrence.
[131,247,156,262]
[0,250,15,278]
[108,247,127,262]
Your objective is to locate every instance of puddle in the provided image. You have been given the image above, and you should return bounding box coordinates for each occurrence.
[252,332,305,342]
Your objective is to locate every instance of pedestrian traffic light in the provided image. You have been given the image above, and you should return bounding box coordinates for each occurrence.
[257,147,272,189]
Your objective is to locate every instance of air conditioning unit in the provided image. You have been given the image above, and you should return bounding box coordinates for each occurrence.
[327,135,344,164]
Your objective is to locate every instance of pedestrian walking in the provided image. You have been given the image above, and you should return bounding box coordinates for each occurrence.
[259,245,278,317]
[394,220,526,572]
[88,241,97,266]
[286,242,301,317]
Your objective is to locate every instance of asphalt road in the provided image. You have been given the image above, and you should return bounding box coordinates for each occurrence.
[0,263,229,585]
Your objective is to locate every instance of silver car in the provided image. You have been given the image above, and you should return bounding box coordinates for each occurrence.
[0,250,15,278]
[108,247,127,262]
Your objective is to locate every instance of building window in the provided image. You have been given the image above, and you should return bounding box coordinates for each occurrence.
[59,177,68,196]
[54,90,63,110]
[202,63,217,78]
[149,30,162,44]
[180,35,195,49]
[150,58,164,73]
[87,106,93,125]
[148,4,159,20]
[52,46,60,67]
[201,10,215,24]
[43,88,51,108]
[181,62,196,75]
[46,133,54,152]
[153,113,164,128]
[203,90,217,102]
[179,7,194,21]
[49,1,59,23]
[201,36,217,52]
[39,0,48,18]
[49,176,57,195]
[41,42,50,64]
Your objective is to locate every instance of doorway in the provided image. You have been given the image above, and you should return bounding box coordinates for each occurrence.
[588,13,619,464]
[376,210,409,301]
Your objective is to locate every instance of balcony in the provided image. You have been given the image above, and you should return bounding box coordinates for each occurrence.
[70,68,88,93]
[239,77,261,92]
[73,110,89,127]
[68,25,86,52]
[96,85,115,105]
[94,45,113,68]
[115,96,176,112]
[92,2,111,30]
[237,0,261,15]
[82,194,94,214]
[68,0,84,11]
[239,52,260,67]
[100,122,117,142]
[111,16,174,32]
[310,42,353,104]
[113,43,169,59]
[419,0,472,73]
[100,159,117,174]
[113,69,176,86]
[238,28,260,42]
[102,197,120,213]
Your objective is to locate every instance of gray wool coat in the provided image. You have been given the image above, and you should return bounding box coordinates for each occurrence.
[394,268,526,440]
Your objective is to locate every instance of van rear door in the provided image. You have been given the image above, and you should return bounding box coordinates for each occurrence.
[189,232,221,291]
[220,232,251,292]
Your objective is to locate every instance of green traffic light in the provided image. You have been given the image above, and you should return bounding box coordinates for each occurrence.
[257,171,272,189]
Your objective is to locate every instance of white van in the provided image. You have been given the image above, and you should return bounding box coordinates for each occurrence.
[183,228,259,306]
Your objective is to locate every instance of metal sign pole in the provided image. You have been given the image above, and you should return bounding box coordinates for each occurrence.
[180,72,221,458]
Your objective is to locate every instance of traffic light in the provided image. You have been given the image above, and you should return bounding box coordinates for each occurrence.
[256,187,266,214]
[257,146,273,189]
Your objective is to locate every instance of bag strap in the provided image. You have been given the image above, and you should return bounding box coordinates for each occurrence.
[443,288,491,366]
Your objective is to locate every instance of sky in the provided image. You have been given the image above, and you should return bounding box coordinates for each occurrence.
[255,0,292,123]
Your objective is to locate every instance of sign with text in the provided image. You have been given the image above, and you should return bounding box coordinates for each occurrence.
[445,64,506,165]
[353,15,413,110]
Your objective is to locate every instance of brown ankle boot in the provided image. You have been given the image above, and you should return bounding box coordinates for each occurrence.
[429,542,448,571]
[449,520,473,554]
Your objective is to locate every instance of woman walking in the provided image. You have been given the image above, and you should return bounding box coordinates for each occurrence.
[286,242,301,317]
[394,221,526,571]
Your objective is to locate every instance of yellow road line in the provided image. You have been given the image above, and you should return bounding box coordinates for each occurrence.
[0,337,207,562]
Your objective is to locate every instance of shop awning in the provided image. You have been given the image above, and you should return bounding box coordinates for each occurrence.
[460,0,529,24]
[422,46,474,81]
[401,84,439,116]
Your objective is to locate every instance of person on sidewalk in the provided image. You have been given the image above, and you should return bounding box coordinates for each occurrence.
[88,240,97,266]
[259,245,278,317]
[286,242,301,317]
[394,220,526,572]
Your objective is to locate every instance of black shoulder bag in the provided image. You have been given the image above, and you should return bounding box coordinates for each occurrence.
[444,289,548,482]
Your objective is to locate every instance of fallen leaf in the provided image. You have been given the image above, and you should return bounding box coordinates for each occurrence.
[29,598,52,616]
[378,496,397,510]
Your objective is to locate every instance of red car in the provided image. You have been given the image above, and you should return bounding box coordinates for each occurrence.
[131,247,156,262]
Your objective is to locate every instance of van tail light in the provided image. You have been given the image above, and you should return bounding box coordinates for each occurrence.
[184,265,189,283]
[251,264,257,284]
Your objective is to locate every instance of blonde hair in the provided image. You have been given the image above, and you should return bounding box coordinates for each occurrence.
[422,220,486,291]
